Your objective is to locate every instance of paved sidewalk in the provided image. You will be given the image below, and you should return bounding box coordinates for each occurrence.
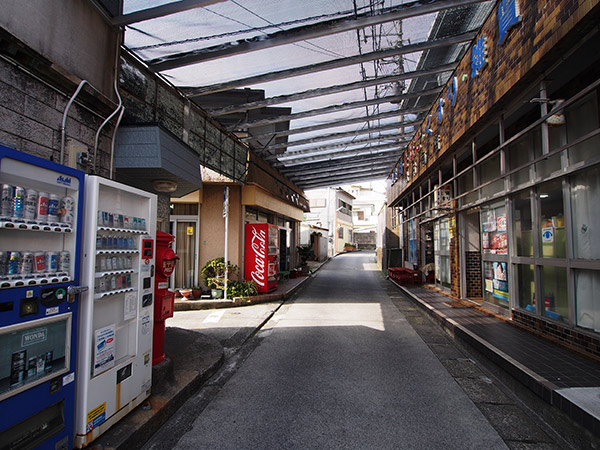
[395,283,600,435]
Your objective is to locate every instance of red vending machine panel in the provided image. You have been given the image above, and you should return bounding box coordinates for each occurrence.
[245,223,279,293]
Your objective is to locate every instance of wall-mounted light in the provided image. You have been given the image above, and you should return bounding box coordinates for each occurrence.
[530,98,566,126]
[152,179,178,193]
[540,194,549,199]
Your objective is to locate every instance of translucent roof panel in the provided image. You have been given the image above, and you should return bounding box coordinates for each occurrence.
[117,0,494,189]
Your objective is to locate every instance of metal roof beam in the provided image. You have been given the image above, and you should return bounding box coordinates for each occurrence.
[244,110,423,143]
[210,63,456,116]
[265,135,408,161]
[280,155,400,176]
[261,122,416,153]
[290,165,390,182]
[272,141,408,165]
[147,0,486,71]
[111,0,225,26]
[229,95,436,130]
[184,32,476,97]
[299,170,391,189]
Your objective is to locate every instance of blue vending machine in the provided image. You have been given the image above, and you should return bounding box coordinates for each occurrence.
[0,145,86,450]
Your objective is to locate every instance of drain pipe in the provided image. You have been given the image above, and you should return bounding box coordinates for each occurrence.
[60,80,89,165]
[109,106,125,180]
[94,31,124,175]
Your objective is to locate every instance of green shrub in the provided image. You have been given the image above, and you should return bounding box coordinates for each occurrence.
[227,280,258,298]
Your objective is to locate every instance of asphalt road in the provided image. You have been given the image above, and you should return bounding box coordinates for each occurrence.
[160,252,513,449]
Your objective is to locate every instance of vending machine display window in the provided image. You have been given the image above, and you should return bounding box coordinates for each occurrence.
[0,313,71,401]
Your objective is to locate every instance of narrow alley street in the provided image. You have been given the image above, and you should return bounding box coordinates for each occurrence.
[143,252,576,450]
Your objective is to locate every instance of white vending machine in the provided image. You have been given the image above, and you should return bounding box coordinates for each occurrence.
[74,176,156,448]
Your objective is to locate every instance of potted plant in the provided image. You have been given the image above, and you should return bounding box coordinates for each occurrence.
[343,242,357,251]
[201,257,239,299]
[297,245,312,275]
[178,288,192,300]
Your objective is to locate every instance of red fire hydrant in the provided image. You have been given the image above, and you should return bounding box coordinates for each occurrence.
[153,231,179,365]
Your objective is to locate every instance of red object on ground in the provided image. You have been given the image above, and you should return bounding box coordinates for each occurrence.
[153,231,179,365]
[388,267,422,285]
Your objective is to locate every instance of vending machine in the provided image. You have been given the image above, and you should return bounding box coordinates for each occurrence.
[0,145,86,450]
[244,223,279,293]
[74,176,156,448]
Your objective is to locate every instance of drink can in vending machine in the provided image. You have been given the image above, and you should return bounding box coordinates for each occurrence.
[46,251,58,272]
[20,252,33,275]
[33,252,46,273]
[1,184,13,218]
[0,251,7,275]
[47,193,60,222]
[58,251,70,272]
[37,192,48,222]
[24,189,38,221]
[10,350,26,386]
[59,196,74,224]
[13,186,25,219]
[8,252,21,275]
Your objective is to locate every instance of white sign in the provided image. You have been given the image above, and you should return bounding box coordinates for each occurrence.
[124,292,137,321]
[93,325,115,376]
[542,226,554,243]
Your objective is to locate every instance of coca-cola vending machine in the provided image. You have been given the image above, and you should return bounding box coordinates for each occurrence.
[244,223,278,293]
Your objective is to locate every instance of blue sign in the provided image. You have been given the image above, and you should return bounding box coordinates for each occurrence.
[425,115,433,135]
[498,0,521,45]
[436,98,445,124]
[447,76,458,107]
[471,35,488,78]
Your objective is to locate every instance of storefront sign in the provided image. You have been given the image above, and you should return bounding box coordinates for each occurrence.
[471,35,489,77]
[498,0,521,45]
[542,226,554,243]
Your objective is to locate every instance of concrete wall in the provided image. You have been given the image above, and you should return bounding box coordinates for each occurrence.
[198,185,243,282]
[1,0,117,98]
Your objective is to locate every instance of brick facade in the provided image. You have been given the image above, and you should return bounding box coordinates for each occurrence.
[389,0,600,194]
[465,251,482,298]
[513,310,600,361]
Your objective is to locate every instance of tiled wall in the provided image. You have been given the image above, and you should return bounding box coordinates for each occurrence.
[465,251,482,298]
[513,310,600,360]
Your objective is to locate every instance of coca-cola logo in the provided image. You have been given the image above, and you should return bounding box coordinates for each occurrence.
[249,226,267,287]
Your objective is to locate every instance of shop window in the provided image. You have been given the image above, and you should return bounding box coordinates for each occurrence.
[566,92,600,165]
[434,218,451,288]
[571,165,600,260]
[172,203,198,215]
[483,261,509,308]
[534,131,562,179]
[508,128,539,187]
[458,170,477,207]
[540,265,569,323]
[513,191,533,257]
[409,218,418,266]
[338,227,343,239]
[357,210,365,220]
[479,153,503,198]
[516,264,535,311]
[539,180,566,259]
[481,204,508,255]
[575,269,600,332]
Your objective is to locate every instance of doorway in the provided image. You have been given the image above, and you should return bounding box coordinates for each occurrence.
[169,216,199,290]
[434,218,451,289]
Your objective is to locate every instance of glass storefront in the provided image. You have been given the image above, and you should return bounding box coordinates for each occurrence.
[434,218,451,288]
[481,203,509,308]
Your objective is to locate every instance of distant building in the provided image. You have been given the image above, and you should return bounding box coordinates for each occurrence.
[304,187,355,256]
[345,182,386,250]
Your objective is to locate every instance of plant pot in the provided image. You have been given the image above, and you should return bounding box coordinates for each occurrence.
[179,289,192,300]
[192,289,203,299]
[211,289,224,299]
